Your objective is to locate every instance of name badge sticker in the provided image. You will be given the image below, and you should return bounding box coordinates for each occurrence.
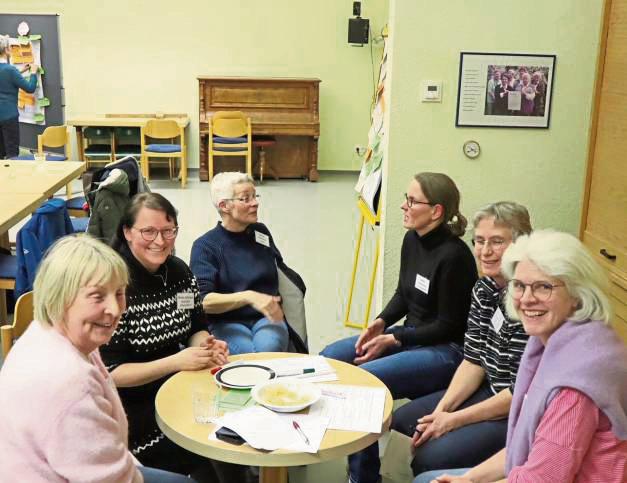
[491,307,505,333]
[177,292,195,310]
[414,274,430,294]
[255,230,270,247]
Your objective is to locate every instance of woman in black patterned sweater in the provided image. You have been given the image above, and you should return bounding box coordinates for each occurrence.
[101,193,230,481]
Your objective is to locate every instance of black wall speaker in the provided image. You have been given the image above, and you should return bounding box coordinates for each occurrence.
[348,17,369,45]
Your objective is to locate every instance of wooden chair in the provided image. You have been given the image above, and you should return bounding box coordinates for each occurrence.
[0,253,16,326]
[83,127,114,169]
[114,127,141,160]
[38,126,73,197]
[140,119,186,187]
[1,291,33,358]
[38,126,87,218]
[208,111,252,180]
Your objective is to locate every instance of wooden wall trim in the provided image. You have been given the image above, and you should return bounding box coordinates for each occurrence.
[579,0,613,239]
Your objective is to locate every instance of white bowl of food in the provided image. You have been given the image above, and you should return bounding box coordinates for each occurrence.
[252,380,321,413]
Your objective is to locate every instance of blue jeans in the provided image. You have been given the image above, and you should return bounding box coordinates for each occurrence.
[139,465,196,482]
[210,318,289,355]
[413,468,470,483]
[393,383,508,475]
[320,332,463,483]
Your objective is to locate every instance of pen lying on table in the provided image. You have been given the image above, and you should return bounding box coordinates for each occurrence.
[292,420,310,445]
[277,368,315,377]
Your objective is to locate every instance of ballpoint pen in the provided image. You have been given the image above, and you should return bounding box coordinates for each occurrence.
[278,368,315,377]
[292,420,310,445]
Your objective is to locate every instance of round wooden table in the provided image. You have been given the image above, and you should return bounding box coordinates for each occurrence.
[155,352,393,483]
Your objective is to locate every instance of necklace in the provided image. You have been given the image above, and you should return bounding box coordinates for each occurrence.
[154,264,168,287]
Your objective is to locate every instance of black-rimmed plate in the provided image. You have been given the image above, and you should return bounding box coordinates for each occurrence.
[214,364,276,389]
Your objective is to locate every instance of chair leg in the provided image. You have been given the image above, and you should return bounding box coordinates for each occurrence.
[180,153,187,188]
[142,154,150,182]
[0,289,7,326]
[209,152,214,181]
[66,183,72,199]
[246,152,252,178]
[259,148,266,183]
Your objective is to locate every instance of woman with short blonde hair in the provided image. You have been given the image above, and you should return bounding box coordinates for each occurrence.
[0,235,195,482]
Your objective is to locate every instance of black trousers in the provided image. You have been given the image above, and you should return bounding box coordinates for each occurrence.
[0,116,20,159]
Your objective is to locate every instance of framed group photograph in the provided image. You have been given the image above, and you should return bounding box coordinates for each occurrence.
[455,52,556,128]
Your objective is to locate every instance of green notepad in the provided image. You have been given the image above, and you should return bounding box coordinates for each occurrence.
[215,388,254,412]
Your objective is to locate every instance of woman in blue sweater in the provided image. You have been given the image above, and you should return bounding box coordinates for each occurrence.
[190,172,290,355]
[0,36,38,159]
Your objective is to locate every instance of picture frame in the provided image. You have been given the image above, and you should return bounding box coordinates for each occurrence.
[455,52,556,128]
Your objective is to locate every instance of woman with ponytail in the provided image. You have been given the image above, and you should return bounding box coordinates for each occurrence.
[321,172,478,483]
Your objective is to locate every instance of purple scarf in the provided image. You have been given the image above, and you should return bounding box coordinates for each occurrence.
[506,319,627,473]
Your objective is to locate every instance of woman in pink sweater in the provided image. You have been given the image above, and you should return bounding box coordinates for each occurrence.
[0,235,197,483]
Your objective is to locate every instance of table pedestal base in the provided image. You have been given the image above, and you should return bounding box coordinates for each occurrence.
[260,466,288,483]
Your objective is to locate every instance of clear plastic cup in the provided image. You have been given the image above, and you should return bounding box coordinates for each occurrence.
[192,383,218,424]
[34,153,46,164]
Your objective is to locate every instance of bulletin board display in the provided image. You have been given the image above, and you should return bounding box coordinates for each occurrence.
[0,14,64,151]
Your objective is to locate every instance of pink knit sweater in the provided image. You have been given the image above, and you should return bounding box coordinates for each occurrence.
[0,321,142,483]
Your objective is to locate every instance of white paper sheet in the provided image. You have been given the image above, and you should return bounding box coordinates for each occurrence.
[236,355,338,383]
[308,384,386,433]
[212,406,329,453]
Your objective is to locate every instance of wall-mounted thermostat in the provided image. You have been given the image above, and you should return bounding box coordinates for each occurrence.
[421,81,442,102]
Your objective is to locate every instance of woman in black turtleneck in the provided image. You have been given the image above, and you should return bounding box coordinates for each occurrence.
[321,172,478,483]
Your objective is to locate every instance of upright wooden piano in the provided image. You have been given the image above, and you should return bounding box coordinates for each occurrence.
[198,77,321,181]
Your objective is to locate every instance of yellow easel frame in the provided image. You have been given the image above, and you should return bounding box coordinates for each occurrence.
[344,197,382,329]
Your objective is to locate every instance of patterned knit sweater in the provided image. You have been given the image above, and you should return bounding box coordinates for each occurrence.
[100,244,206,459]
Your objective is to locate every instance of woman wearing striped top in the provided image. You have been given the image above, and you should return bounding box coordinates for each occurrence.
[391,202,532,476]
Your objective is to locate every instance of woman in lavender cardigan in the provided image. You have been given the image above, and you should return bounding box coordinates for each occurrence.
[415,230,627,483]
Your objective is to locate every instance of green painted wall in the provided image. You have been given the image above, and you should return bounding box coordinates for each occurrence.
[1,0,388,170]
[380,0,604,301]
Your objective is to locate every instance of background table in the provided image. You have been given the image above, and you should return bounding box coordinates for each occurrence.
[0,160,86,323]
[68,115,190,186]
[155,353,393,483]
[0,161,86,197]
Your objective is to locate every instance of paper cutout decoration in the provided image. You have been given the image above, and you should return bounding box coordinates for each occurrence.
[17,21,30,36]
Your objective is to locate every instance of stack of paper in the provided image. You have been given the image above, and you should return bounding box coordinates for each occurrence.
[212,406,329,453]
[308,384,386,433]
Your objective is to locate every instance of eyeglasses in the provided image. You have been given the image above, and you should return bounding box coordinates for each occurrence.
[404,193,432,208]
[226,194,261,205]
[132,226,179,241]
[508,279,565,302]
[472,237,508,251]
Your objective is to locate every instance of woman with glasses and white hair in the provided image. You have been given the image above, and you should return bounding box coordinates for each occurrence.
[321,172,478,483]
[0,35,38,159]
[385,202,532,478]
[0,235,196,482]
[416,230,627,483]
[190,171,290,355]
[100,193,231,481]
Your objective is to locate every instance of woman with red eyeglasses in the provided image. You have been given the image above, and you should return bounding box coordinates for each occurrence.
[101,193,246,482]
